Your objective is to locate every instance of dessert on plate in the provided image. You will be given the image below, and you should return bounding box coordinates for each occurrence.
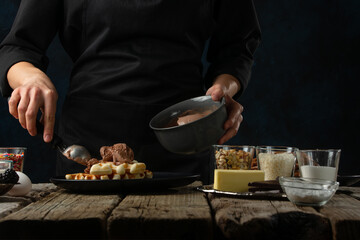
[65,143,153,180]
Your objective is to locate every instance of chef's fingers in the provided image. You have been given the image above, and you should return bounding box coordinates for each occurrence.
[39,108,44,123]
[8,91,21,119]
[206,85,224,102]
[42,90,57,143]
[217,98,243,144]
[17,91,31,130]
[218,114,243,145]
[224,96,243,129]
[26,88,45,136]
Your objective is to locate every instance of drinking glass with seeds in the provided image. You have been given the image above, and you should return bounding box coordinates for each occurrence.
[213,145,255,170]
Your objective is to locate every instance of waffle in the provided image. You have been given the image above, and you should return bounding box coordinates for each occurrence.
[65,161,153,180]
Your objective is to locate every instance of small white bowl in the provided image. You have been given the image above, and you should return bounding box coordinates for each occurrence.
[279,177,339,207]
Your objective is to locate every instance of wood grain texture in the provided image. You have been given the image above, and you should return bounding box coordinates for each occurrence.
[0,202,27,219]
[0,183,57,219]
[319,193,360,240]
[108,183,212,239]
[26,183,59,201]
[0,190,122,239]
[338,187,360,201]
[0,183,359,239]
[209,194,331,240]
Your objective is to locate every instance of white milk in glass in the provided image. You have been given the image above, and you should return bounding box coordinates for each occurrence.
[300,165,337,181]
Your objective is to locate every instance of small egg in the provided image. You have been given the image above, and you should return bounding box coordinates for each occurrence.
[7,171,32,196]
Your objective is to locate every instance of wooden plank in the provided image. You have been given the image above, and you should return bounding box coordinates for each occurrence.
[319,193,360,240]
[0,202,29,219]
[338,187,360,193]
[0,195,32,219]
[26,183,59,201]
[337,187,360,201]
[0,183,58,219]
[108,182,212,239]
[271,201,331,240]
[209,194,331,240]
[0,190,121,239]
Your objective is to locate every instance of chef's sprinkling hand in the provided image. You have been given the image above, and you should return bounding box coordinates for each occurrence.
[7,62,58,143]
[206,74,243,144]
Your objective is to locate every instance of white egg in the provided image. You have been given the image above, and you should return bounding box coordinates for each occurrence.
[7,171,32,196]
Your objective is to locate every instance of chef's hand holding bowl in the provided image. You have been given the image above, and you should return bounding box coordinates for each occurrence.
[149,81,244,155]
[206,82,244,145]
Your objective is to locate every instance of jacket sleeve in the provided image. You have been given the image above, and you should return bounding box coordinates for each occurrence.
[0,0,61,97]
[204,0,261,100]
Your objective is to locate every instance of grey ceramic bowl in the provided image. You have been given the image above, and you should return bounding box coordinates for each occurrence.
[149,96,227,155]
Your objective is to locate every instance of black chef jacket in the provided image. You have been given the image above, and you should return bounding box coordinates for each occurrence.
[0,0,261,183]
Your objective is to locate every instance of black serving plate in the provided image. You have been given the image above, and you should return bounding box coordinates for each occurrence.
[337,175,360,186]
[50,172,200,193]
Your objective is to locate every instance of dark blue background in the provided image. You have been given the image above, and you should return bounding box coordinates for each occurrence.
[1,0,359,183]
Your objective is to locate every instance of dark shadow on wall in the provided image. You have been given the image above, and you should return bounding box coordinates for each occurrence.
[234,0,360,179]
[0,0,359,182]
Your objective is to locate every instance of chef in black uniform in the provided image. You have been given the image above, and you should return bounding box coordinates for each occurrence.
[0,0,261,183]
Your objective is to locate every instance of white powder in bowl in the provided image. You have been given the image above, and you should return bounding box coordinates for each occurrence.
[285,187,333,205]
[258,152,295,180]
[280,178,339,206]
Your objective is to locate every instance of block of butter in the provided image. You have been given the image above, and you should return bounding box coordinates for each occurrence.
[214,169,265,193]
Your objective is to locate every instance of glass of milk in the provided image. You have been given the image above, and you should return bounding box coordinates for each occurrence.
[297,149,341,181]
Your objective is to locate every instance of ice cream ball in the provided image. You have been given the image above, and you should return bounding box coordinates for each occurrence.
[7,171,32,196]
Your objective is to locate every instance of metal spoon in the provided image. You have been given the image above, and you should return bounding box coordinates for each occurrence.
[36,120,91,166]
[6,97,91,165]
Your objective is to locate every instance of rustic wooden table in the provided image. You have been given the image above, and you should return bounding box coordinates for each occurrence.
[0,182,359,239]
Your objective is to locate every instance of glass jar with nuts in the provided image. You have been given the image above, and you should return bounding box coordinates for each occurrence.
[213,145,255,170]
